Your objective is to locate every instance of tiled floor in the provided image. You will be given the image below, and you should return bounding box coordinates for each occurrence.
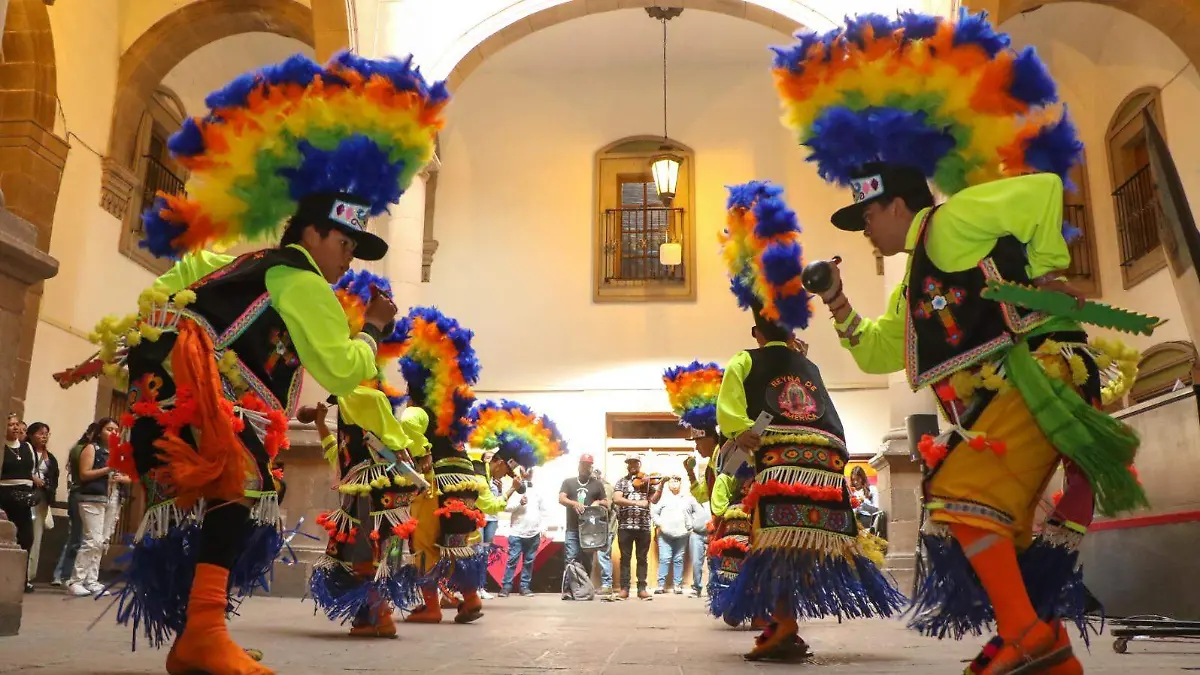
[0,589,1196,673]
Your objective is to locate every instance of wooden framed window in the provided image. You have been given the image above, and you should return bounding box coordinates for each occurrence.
[594,136,696,302]
[117,86,189,275]
[1106,87,1167,289]
[1127,341,1197,407]
[1063,153,1100,297]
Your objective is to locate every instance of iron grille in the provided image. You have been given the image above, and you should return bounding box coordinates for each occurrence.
[1112,164,1162,266]
[1063,203,1093,281]
[601,206,685,285]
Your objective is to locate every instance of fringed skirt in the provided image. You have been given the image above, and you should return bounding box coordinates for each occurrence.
[430,456,489,593]
[722,438,906,626]
[112,334,290,651]
[309,457,423,622]
[706,509,751,622]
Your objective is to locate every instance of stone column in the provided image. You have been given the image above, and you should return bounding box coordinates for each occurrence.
[872,254,937,592]
[0,190,59,634]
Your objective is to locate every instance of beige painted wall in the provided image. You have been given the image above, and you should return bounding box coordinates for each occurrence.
[419,18,893,506]
[1002,4,1196,350]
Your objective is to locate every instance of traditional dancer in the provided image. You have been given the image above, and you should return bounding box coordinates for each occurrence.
[716,181,905,661]
[85,52,445,674]
[662,362,745,622]
[392,306,507,624]
[304,269,432,638]
[772,11,1146,673]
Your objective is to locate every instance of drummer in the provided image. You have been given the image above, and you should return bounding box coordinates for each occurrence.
[558,453,610,574]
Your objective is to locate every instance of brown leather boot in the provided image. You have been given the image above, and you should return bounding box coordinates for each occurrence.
[455,589,484,624]
[404,587,443,624]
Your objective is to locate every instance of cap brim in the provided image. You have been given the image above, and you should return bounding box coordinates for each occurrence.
[831,201,868,232]
[341,228,388,261]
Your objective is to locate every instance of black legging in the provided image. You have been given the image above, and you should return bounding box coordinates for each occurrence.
[0,487,34,553]
[197,501,251,570]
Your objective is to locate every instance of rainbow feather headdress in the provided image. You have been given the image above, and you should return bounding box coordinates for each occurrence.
[393,306,480,443]
[142,51,448,258]
[662,361,723,436]
[467,400,567,469]
[332,268,406,408]
[719,181,812,331]
[771,10,1082,197]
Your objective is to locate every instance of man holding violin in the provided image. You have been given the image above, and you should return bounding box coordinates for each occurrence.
[612,457,659,600]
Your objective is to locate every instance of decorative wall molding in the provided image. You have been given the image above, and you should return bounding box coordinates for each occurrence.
[99,158,139,220]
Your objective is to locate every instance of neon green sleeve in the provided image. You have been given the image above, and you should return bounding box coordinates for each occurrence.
[716,351,754,437]
[932,173,1069,279]
[265,263,378,397]
[711,474,735,517]
[476,483,506,515]
[399,407,432,459]
[156,250,235,293]
[690,478,709,505]
[336,386,410,454]
[833,281,907,375]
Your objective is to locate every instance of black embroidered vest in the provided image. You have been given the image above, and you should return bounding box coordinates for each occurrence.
[179,247,313,415]
[741,345,846,445]
[904,206,1049,390]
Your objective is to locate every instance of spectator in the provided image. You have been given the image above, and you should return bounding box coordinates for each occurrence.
[26,422,59,585]
[613,457,654,600]
[557,454,608,576]
[593,468,616,595]
[652,475,693,594]
[51,436,86,587]
[500,472,545,597]
[1,413,36,593]
[68,418,127,596]
[687,482,710,597]
[850,466,881,529]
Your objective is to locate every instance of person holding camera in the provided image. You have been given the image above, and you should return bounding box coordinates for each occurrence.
[499,468,545,597]
[612,457,655,600]
[651,475,694,594]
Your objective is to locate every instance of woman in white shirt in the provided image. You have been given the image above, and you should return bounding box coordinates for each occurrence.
[652,476,695,594]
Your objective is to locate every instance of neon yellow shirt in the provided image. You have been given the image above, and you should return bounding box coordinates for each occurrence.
[834,173,1081,376]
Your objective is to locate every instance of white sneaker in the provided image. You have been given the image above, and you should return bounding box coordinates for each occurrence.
[687,589,699,598]
[479,590,494,600]
[68,583,93,597]
[86,582,109,596]
[49,579,63,587]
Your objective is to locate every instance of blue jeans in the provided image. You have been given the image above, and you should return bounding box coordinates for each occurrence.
[564,530,594,576]
[656,532,688,589]
[502,534,539,592]
[689,531,707,592]
[53,492,82,583]
[482,520,499,545]
[597,532,615,589]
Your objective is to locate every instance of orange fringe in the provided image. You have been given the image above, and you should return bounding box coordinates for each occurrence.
[434,499,486,528]
[743,479,843,512]
[707,537,749,557]
[152,321,249,509]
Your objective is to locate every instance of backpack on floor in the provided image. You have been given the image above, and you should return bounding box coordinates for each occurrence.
[561,559,595,601]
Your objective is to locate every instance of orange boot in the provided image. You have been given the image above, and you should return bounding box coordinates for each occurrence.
[455,589,484,624]
[349,603,398,638]
[744,615,801,661]
[404,586,443,624]
[166,564,273,675]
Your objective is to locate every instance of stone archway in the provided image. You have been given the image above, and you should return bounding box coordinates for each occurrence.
[443,1,803,91]
[0,0,67,418]
[106,0,316,175]
[993,0,1200,69]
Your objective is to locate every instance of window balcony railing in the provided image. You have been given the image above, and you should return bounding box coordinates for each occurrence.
[601,207,686,286]
[1112,164,1162,267]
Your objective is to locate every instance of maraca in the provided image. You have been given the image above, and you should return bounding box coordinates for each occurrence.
[801,256,842,295]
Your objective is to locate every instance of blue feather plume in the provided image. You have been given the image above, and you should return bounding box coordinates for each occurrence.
[279,137,408,217]
[804,106,956,186]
